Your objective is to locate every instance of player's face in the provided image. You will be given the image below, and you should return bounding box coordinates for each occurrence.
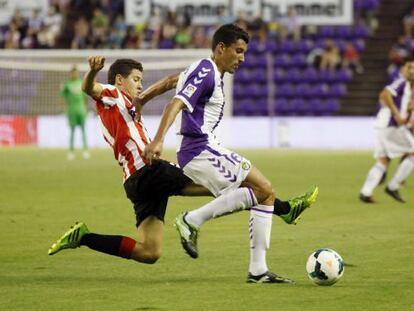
[118,69,143,98]
[221,39,248,74]
[404,62,414,81]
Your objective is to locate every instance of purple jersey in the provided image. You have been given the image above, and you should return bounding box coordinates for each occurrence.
[174,58,226,167]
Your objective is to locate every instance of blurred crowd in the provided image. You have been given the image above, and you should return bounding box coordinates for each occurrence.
[0,0,378,54]
[388,8,414,79]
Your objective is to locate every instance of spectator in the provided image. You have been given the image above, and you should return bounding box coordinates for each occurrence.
[91,8,109,48]
[158,11,177,49]
[71,16,91,49]
[342,41,364,73]
[403,8,414,37]
[122,26,140,49]
[4,22,21,49]
[43,5,62,44]
[320,39,341,71]
[389,35,410,68]
[28,9,43,34]
[279,7,301,41]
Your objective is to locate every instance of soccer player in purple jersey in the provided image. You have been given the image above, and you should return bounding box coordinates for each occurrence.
[360,58,414,203]
[143,24,318,283]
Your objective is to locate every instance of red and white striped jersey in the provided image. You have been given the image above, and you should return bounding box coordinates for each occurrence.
[95,84,151,182]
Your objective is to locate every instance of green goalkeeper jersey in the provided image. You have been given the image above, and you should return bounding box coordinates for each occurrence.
[60,79,87,115]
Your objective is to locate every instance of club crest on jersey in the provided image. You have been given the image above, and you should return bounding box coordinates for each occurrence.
[182,83,197,97]
[241,161,251,171]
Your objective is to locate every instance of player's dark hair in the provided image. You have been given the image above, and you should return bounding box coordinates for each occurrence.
[212,24,249,51]
[108,59,143,84]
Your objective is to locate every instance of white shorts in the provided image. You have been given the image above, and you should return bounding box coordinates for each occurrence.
[182,144,252,197]
[374,127,414,159]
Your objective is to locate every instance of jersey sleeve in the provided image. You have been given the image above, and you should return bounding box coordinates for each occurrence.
[174,60,215,113]
[98,84,119,106]
[385,78,405,96]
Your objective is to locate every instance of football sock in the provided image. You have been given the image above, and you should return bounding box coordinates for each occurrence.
[69,126,75,151]
[80,233,136,259]
[388,155,414,190]
[361,161,386,196]
[185,187,257,227]
[249,205,273,276]
[273,198,291,216]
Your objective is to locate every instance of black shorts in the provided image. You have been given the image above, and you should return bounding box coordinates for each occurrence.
[123,159,192,227]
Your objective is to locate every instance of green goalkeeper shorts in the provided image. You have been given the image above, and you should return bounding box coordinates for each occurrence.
[68,111,86,127]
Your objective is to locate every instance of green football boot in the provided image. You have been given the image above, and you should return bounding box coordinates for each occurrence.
[48,222,89,255]
[281,186,319,225]
[174,212,200,259]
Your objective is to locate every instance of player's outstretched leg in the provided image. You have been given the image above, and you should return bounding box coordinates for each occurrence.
[247,271,295,284]
[174,212,199,258]
[48,222,89,255]
[280,186,319,225]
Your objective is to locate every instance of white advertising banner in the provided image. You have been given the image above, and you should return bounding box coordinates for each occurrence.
[38,116,375,150]
[126,0,229,25]
[126,0,353,26]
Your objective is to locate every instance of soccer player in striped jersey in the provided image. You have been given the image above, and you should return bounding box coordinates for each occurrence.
[143,24,318,283]
[48,56,212,264]
[360,58,414,203]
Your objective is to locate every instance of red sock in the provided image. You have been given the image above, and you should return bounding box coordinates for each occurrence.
[119,236,136,259]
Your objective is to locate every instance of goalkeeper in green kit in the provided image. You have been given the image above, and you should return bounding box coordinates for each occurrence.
[60,65,90,159]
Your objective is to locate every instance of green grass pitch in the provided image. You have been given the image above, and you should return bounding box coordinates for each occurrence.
[1,148,413,311]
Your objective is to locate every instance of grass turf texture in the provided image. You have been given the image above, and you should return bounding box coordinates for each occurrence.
[1,148,413,311]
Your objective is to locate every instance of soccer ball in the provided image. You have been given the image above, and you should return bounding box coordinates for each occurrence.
[306,248,344,286]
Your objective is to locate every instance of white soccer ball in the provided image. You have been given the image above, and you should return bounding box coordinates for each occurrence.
[306,248,344,286]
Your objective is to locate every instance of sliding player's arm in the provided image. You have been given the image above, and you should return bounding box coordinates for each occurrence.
[82,56,105,99]
[133,74,179,121]
[142,98,186,163]
[380,88,407,125]
[133,74,179,108]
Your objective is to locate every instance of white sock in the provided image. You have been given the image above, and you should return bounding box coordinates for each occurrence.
[361,162,387,196]
[388,156,414,190]
[186,187,257,227]
[248,205,273,276]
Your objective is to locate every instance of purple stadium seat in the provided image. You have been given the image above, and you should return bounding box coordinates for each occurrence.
[275,83,295,98]
[251,68,267,83]
[352,39,365,52]
[312,83,330,98]
[234,68,251,83]
[285,68,302,83]
[298,39,314,53]
[337,68,353,82]
[290,98,308,115]
[329,83,347,97]
[354,23,370,38]
[291,53,307,67]
[274,54,291,68]
[334,39,347,52]
[233,98,252,116]
[319,70,336,83]
[274,98,290,115]
[265,40,278,52]
[279,40,296,53]
[324,99,340,114]
[295,83,313,97]
[233,83,245,99]
[273,68,286,82]
[318,26,335,38]
[302,67,319,82]
[336,26,354,39]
